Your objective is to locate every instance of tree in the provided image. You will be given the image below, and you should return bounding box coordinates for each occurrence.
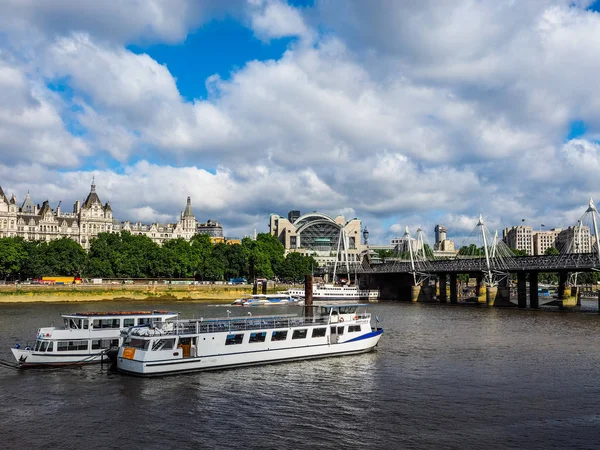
[545,246,559,256]
[0,237,28,280]
[42,238,87,276]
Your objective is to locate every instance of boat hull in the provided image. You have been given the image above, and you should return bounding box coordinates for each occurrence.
[11,348,110,367]
[118,329,383,377]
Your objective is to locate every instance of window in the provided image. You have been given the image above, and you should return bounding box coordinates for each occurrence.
[125,339,149,350]
[271,331,288,341]
[46,342,53,352]
[152,338,176,351]
[348,325,362,333]
[93,318,121,329]
[292,329,307,339]
[312,328,327,338]
[92,339,119,350]
[57,340,88,351]
[330,326,337,334]
[123,318,135,327]
[225,334,244,345]
[249,332,266,343]
[337,326,344,335]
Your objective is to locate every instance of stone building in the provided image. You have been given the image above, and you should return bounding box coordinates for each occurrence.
[532,228,562,255]
[269,210,365,266]
[0,181,113,249]
[556,225,592,253]
[0,182,197,249]
[503,225,534,255]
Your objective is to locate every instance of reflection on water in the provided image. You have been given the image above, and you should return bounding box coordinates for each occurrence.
[2,300,600,449]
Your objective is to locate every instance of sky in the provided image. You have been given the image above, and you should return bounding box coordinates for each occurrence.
[1,0,600,245]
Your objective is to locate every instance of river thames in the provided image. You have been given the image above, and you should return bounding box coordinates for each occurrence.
[2,300,600,449]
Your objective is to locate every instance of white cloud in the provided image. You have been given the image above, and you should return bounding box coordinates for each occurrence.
[249,0,312,41]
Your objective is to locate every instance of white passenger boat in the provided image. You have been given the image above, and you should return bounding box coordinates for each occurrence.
[117,304,383,376]
[12,310,178,367]
[287,284,379,301]
[231,294,304,306]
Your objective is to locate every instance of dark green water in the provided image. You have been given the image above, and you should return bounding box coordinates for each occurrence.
[1,300,600,449]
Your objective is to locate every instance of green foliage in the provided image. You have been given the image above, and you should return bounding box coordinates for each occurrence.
[544,246,559,255]
[0,232,305,282]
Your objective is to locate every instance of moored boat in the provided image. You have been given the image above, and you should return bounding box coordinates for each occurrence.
[12,310,178,367]
[287,283,379,301]
[231,294,304,306]
[117,304,383,376]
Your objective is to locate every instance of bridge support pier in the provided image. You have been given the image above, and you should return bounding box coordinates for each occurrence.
[412,285,435,302]
[450,274,458,304]
[475,274,486,303]
[529,272,539,309]
[562,286,579,307]
[517,272,527,308]
[558,272,568,299]
[439,274,447,303]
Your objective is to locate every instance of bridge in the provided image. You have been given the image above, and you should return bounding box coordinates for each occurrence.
[353,198,600,308]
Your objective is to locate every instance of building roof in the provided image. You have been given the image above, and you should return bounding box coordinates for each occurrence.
[82,180,102,208]
[183,196,194,217]
[21,192,35,214]
[0,186,8,204]
[38,200,52,217]
[104,202,112,212]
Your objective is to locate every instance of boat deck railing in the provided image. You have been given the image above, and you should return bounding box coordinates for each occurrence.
[131,315,333,337]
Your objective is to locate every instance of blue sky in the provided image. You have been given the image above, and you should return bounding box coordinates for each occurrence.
[1,0,600,244]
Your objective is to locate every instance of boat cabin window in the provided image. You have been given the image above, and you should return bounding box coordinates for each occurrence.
[92,339,119,350]
[123,318,135,327]
[152,338,176,351]
[348,325,362,333]
[127,338,150,351]
[138,317,163,326]
[311,328,326,338]
[225,334,244,345]
[93,318,121,329]
[249,332,266,343]
[271,331,288,341]
[57,340,89,351]
[337,326,344,335]
[64,318,89,330]
[35,340,52,352]
[292,329,307,339]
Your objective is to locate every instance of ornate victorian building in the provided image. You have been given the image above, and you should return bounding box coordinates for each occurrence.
[0,182,197,249]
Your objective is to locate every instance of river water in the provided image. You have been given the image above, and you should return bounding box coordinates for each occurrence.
[2,300,600,449]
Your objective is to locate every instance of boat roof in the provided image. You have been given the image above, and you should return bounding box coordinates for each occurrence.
[317,304,369,308]
[62,310,177,318]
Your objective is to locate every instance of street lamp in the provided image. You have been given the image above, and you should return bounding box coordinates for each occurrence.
[362,227,369,246]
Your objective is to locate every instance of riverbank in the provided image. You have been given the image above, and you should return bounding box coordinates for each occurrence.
[0,284,294,303]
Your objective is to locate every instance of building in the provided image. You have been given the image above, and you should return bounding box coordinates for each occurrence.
[0,181,114,249]
[556,225,592,253]
[0,182,198,249]
[532,228,562,255]
[115,196,197,246]
[197,219,224,244]
[503,225,534,255]
[433,224,456,257]
[269,210,365,266]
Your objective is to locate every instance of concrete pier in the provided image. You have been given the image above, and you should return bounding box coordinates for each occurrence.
[529,272,539,309]
[450,274,458,304]
[439,274,447,303]
[517,272,527,308]
[558,272,568,299]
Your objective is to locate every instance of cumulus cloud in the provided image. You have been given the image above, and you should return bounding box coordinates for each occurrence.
[2,0,600,242]
[249,0,313,41]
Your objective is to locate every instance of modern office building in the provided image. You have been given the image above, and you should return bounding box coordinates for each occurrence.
[532,228,562,255]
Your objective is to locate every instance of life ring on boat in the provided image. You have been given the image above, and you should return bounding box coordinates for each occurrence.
[339,317,344,322]
[354,316,359,320]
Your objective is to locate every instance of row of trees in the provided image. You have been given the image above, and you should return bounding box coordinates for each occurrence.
[0,232,317,283]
